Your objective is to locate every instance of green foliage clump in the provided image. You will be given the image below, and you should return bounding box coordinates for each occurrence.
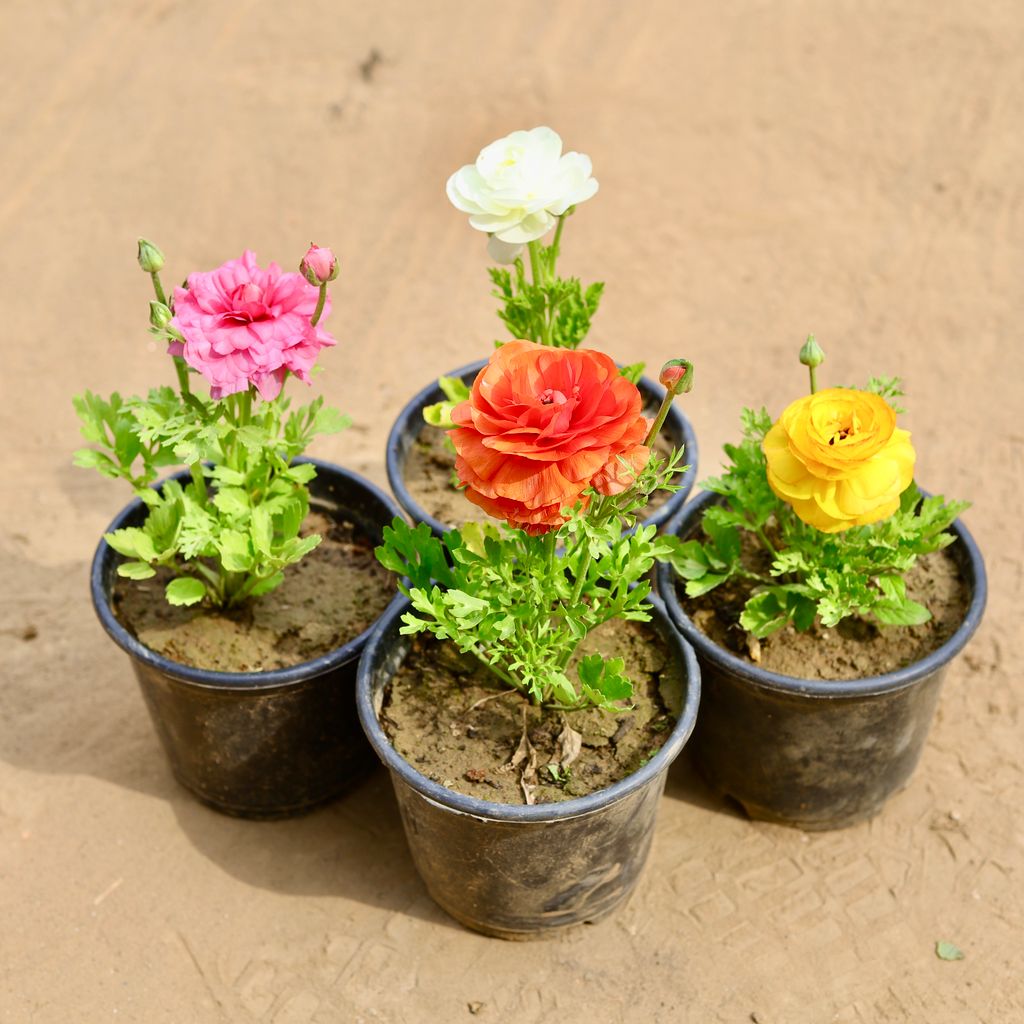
[377,447,689,712]
[75,388,347,607]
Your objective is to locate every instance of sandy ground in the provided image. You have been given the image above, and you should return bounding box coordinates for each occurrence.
[2,1,1022,1021]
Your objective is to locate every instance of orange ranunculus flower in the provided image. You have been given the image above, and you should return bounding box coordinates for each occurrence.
[449,340,650,534]
[764,387,915,533]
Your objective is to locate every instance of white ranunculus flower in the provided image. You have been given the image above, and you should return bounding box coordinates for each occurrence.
[446,126,599,245]
[486,235,524,264]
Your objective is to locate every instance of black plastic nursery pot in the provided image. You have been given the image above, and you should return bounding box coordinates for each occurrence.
[656,490,988,831]
[91,459,405,819]
[356,594,701,940]
[385,358,699,537]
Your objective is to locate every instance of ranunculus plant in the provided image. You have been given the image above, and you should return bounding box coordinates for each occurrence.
[378,342,692,724]
[666,338,968,637]
[425,127,624,442]
[73,240,348,607]
[447,125,605,353]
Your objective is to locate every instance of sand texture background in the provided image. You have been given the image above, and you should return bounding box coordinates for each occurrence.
[1,1,1022,1021]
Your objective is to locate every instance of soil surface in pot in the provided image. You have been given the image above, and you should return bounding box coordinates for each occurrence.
[381,618,682,805]
[112,511,395,672]
[402,420,679,530]
[678,534,970,680]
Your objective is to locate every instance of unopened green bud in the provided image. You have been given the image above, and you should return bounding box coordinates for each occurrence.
[149,301,172,330]
[659,358,694,396]
[137,238,166,274]
[799,335,825,369]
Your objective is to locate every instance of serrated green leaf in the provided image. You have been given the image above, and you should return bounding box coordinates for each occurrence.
[251,506,273,557]
[217,530,253,572]
[873,598,931,626]
[212,487,250,517]
[104,528,156,562]
[283,462,318,484]
[312,407,351,435]
[278,534,321,564]
[248,572,285,598]
[739,590,790,638]
[165,577,207,606]
[209,466,246,486]
[685,573,728,598]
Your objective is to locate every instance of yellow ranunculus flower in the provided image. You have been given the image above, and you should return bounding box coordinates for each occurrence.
[763,388,915,533]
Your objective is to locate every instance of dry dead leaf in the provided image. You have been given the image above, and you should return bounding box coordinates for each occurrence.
[552,722,583,770]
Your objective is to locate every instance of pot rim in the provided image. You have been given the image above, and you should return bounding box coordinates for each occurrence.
[384,356,700,536]
[355,591,702,823]
[656,488,988,699]
[90,457,407,692]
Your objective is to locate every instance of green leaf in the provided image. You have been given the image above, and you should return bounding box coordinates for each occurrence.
[248,572,285,598]
[935,941,964,962]
[217,530,253,572]
[165,577,207,606]
[873,598,931,626]
[251,506,273,557]
[278,534,321,564]
[739,590,791,638]
[685,573,728,597]
[618,362,645,385]
[312,406,351,435]
[422,401,456,429]
[282,461,318,484]
[437,374,471,404]
[577,654,633,706]
[376,518,454,590]
[661,538,710,580]
[209,466,246,486]
[548,672,578,706]
[116,561,156,580]
[104,528,157,562]
[212,487,250,517]
[72,448,118,475]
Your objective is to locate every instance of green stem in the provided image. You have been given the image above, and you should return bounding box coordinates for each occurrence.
[148,268,191,396]
[566,496,604,612]
[238,388,252,428]
[551,214,566,259]
[543,530,557,576]
[471,647,521,691]
[150,271,167,307]
[527,239,544,288]
[750,519,778,560]
[526,240,554,345]
[808,364,818,394]
[310,283,327,327]
[644,390,676,448]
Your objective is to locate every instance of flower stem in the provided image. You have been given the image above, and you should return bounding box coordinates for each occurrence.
[808,364,818,394]
[147,268,191,396]
[310,283,327,327]
[551,214,566,259]
[644,390,676,448]
[150,271,167,307]
[527,240,555,345]
[527,239,544,287]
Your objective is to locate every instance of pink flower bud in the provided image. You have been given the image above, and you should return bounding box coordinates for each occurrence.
[659,359,694,396]
[300,244,339,286]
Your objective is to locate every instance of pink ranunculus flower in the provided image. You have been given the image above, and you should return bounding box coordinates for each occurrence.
[169,251,336,401]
